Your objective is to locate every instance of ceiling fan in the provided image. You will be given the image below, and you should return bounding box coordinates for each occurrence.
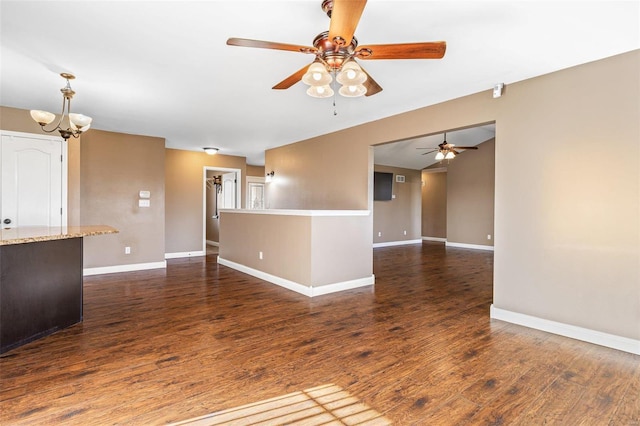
[226,0,446,98]
[417,133,478,160]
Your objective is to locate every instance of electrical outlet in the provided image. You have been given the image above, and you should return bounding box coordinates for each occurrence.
[259,251,263,260]
[403,230,407,235]
[487,234,492,240]
[378,232,382,237]
[125,246,131,254]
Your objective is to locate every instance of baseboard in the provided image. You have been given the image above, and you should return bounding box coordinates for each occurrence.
[165,251,206,259]
[83,261,167,276]
[373,239,422,248]
[490,305,640,355]
[422,236,446,242]
[217,257,374,297]
[446,241,494,251]
[206,240,219,247]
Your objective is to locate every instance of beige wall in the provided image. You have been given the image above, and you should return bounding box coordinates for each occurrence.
[446,138,495,246]
[221,213,311,285]
[246,164,265,177]
[265,135,371,209]
[373,165,422,244]
[80,129,166,268]
[265,50,640,341]
[421,170,447,239]
[493,53,639,339]
[220,211,372,288]
[165,148,246,254]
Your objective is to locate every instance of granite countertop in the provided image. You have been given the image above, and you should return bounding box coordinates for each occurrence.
[0,225,118,246]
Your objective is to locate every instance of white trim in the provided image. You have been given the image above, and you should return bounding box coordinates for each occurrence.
[206,240,219,247]
[446,241,494,251]
[219,209,370,217]
[217,257,374,297]
[83,261,167,276]
[422,236,447,242]
[490,305,640,355]
[373,239,422,248]
[165,251,206,259]
[311,276,375,297]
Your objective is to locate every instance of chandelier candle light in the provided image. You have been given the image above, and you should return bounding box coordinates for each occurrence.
[30,73,92,140]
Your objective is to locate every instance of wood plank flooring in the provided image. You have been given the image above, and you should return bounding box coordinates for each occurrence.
[1,242,638,425]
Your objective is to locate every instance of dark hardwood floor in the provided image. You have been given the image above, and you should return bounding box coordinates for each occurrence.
[1,242,638,425]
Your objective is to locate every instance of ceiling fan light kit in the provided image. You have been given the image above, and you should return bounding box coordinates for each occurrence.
[301,62,332,86]
[226,0,446,100]
[306,84,334,98]
[338,83,367,97]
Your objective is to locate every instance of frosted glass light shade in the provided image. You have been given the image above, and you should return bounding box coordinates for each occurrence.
[445,151,455,160]
[204,147,218,155]
[302,63,332,86]
[336,61,367,85]
[339,84,366,97]
[30,110,56,125]
[435,151,445,160]
[306,85,334,98]
[69,113,93,131]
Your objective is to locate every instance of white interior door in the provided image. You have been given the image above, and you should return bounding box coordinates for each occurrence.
[247,182,265,209]
[1,131,67,228]
[219,172,237,209]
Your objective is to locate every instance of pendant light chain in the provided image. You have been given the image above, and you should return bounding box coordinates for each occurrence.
[333,69,338,116]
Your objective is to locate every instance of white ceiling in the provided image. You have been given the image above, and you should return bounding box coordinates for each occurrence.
[374,123,495,170]
[1,1,638,166]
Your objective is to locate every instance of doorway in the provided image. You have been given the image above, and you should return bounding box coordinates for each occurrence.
[203,166,241,255]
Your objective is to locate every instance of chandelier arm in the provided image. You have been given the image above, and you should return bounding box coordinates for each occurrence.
[66,97,79,134]
[38,96,68,134]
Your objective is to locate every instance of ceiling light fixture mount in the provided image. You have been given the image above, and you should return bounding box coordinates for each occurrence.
[30,73,92,140]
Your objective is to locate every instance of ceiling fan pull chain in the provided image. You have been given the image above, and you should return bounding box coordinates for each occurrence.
[333,69,338,115]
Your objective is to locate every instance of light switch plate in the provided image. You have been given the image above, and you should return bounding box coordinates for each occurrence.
[139,190,150,198]
[139,199,150,207]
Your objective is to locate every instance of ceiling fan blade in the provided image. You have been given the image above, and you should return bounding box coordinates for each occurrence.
[357,41,446,60]
[358,63,383,96]
[421,150,438,155]
[227,38,315,54]
[453,146,479,150]
[328,0,367,47]
[273,63,311,90]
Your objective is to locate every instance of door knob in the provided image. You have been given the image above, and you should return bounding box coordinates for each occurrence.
[3,218,11,224]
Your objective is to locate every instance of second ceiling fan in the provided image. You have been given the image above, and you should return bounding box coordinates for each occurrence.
[418,133,479,161]
[227,0,446,98]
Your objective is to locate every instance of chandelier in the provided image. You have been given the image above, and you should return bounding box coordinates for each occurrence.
[30,73,92,140]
